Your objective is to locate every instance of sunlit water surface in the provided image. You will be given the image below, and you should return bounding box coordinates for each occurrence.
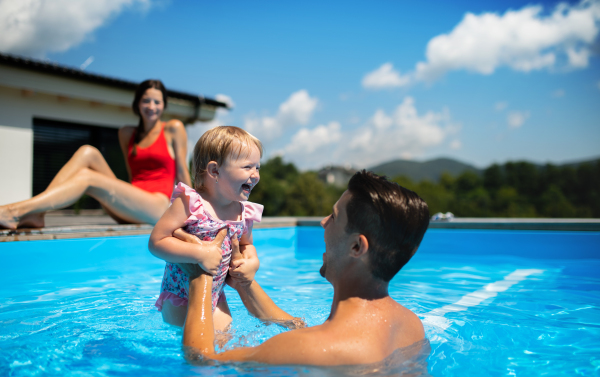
[0,227,599,376]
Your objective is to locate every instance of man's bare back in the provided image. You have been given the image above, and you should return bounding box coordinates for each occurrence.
[240,296,424,365]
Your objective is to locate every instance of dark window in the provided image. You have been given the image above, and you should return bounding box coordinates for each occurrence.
[32,117,128,209]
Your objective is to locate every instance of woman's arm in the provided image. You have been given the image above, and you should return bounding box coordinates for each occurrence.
[165,120,192,186]
[118,126,134,182]
[148,193,224,275]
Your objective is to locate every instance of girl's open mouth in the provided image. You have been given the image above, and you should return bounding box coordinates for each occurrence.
[242,183,252,192]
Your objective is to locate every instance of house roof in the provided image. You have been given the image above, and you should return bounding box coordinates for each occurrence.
[0,52,228,109]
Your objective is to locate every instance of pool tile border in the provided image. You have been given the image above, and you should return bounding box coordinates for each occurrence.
[1,217,599,242]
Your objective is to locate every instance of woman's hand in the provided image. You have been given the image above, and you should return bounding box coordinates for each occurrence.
[173,227,227,276]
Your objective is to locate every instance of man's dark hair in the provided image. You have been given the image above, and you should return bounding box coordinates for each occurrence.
[345,170,429,282]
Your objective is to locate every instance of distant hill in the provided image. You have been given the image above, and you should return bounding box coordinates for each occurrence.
[367,156,600,183]
[556,156,600,169]
[368,158,480,182]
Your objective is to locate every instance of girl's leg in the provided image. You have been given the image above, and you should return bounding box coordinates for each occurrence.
[213,299,233,347]
[0,167,168,229]
[161,299,232,333]
[13,145,120,228]
[161,301,188,327]
[213,298,233,332]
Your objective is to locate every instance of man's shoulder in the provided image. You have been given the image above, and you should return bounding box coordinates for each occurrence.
[241,324,336,365]
[384,298,425,346]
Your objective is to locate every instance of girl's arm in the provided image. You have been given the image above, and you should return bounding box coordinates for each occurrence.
[148,193,223,275]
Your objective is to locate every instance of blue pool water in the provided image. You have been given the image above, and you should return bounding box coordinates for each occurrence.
[0,227,599,376]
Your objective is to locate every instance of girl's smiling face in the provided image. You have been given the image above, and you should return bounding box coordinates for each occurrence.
[217,144,261,202]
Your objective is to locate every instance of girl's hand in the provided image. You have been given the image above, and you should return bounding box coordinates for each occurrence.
[173,227,227,276]
[228,237,260,286]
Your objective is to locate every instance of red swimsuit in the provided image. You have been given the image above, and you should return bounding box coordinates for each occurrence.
[127,125,176,199]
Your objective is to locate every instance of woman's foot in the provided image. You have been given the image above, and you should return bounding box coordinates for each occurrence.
[0,205,19,230]
[18,213,45,229]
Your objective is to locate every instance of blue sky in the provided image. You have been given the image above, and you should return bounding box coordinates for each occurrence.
[1,0,599,169]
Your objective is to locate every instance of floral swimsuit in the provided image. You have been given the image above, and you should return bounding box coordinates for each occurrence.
[155,182,263,312]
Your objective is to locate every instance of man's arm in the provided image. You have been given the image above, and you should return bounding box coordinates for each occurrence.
[227,236,305,328]
[182,271,216,353]
[234,280,305,328]
[180,265,325,365]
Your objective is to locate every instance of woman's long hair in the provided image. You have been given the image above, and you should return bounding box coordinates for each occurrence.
[130,79,168,156]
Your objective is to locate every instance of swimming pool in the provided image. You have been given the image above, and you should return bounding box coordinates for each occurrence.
[1,227,599,376]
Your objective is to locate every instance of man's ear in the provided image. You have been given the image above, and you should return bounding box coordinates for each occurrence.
[350,234,369,258]
[206,161,219,180]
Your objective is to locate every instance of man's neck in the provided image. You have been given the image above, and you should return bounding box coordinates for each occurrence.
[329,275,390,319]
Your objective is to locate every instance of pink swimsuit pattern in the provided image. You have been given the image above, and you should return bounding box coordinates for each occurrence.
[154,182,263,312]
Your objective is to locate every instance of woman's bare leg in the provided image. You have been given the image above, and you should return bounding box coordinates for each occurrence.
[16,145,119,228]
[0,168,168,229]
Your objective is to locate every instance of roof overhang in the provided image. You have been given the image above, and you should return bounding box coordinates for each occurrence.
[0,53,228,124]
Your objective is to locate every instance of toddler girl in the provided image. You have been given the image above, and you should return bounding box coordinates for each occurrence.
[149,126,279,331]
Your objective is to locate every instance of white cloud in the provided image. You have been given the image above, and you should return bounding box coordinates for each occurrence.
[277,97,460,169]
[495,101,508,111]
[344,97,459,167]
[284,121,342,156]
[362,63,411,89]
[507,111,530,128]
[244,90,318,142]
[0,0,151,58]
[215,94,235,109]
[363,0,600,88]
[552,89,565,98]
[450,140,462,150]
[416,0,600,81]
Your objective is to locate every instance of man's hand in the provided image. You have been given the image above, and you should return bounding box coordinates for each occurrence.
[176,262,207,280]
[228,237,260,287]
[173,227,227,276]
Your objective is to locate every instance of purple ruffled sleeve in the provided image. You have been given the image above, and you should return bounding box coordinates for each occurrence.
[171,182,206,225]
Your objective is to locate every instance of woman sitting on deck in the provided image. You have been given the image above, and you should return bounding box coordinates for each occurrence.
[0,79,191,230]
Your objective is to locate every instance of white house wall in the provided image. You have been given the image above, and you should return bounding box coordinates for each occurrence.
[0,125,32,205]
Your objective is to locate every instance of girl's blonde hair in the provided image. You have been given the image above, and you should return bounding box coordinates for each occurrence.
[192,126,263,191]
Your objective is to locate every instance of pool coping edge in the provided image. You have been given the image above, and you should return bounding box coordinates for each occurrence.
[2,217,600,242]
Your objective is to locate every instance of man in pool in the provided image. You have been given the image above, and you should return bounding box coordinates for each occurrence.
[179,170,430,366]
